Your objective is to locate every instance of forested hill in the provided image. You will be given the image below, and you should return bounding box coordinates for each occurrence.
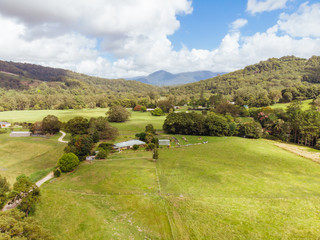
[169,56,320,100]
[0,60,158,94]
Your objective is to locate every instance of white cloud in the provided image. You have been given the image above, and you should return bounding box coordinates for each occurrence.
[230,19,248,31]
[247,0,289,14]
[0,1,319,79]
[278,2,320,38]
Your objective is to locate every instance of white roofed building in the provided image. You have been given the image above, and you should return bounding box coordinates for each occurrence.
[113,140,146,150]
[0,122,11,128]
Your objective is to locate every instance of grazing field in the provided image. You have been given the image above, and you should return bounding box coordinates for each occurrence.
[0,132,65,183]
[270,99,313,110]
[0,108,165,135]
[34,137,320,239]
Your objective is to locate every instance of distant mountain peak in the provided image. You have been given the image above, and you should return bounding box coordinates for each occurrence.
[127,70,226,86]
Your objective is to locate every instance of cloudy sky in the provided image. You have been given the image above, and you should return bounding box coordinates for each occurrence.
[0,0,319,78]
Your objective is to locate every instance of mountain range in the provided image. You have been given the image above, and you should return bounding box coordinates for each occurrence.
[127,70,225,86]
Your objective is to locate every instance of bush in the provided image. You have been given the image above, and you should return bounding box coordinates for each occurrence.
[153,148,159,160]
[54,168,62,177]
[133,144,139,150]
[151,108,164,116]
[133,105,142,111]
[146,143,155,151]
[141,106,147,112]
[58,153,79,172]
[96,148,108,159]
[238,121,263,139]
[135,132,147,141]
[98,143,114,151]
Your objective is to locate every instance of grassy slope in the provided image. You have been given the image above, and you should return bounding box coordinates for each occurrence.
[0,132,65,183]
[34,137,320,239]
[270,99,313,111]
[0,109,165,131]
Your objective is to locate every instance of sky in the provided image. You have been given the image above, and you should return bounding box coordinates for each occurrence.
[0,0,319,78]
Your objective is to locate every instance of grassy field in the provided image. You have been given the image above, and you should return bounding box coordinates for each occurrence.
[33,137,320,239]
[270,99,313,111]
[0,132,65,183]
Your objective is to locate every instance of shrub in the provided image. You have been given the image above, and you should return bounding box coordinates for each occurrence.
[153,148,159,160]
[58,153,79,172]
[133,105,142,111]
[146,143,155,151]
[54,168,62,177]
[151,108,163,116]
[135,132,147,141]
[98,143,114,151]
[141,106,147,112]
[238,121,263,139]
[133,144,139,150]
[96,148,108,159]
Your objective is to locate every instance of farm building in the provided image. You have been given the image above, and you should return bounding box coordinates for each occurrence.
[159,139,170,146]
[86,156,96,161]
[10,131,31,137]
[0,122,11,128]
[113,140,146,150]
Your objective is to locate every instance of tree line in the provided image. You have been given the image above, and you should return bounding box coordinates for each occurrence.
[163,101,320,149]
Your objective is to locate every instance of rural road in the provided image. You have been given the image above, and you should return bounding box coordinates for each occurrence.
[36,172,54,187]
[58,131,68,143]
[2,132,68,212]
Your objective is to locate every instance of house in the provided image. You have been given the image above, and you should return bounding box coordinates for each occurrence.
[10,131,31,137]
[0,122,11,128]
[113,140,146,150]
[159,139,170,147]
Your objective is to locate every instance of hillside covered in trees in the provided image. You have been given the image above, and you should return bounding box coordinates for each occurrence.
[0,60,160,111]
[0,56,320,111]
[170,56,320,107]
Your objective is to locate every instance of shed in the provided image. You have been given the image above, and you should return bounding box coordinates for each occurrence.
[86,156,96,161]
[0,122,11,128]
[113,140,146,150]
[10,131,31,137]
[159,139,170,146]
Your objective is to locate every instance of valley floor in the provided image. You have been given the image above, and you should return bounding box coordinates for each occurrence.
[34,137,320,239]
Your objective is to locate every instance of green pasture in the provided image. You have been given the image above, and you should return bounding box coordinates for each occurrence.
[34,137,320,239]
[0,108,109,123]
[0,132,65,184]
[270,99,313,111]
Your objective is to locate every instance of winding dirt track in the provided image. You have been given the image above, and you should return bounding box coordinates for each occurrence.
[2,132,68,211]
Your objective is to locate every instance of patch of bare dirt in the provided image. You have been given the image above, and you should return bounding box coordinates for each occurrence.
[274,142,320,164]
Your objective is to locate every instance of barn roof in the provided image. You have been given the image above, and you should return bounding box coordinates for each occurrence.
[114,140,146,148]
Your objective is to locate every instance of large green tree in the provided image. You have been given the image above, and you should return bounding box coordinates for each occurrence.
[42,115,61,135]
[8,175,40,216]
[106,105,131,122]
[0,209,53,239]
[65,117,89,135]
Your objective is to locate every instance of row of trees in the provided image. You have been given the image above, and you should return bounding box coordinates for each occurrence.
[163,101,320,148]
[163,112,261,138]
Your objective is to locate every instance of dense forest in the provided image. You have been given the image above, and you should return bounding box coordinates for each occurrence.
[0,56,319,111]
[170,56,320,107]
[0,61,160,111]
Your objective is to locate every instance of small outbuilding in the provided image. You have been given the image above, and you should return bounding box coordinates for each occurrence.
[159,139,170,146]
[0,122,11,128]
[113,140,146,150]
[10,131,31,137]
[86,156,96,161]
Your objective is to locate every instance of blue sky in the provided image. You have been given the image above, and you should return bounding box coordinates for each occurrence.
[0,0,319,78]
[170,0,319,50]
